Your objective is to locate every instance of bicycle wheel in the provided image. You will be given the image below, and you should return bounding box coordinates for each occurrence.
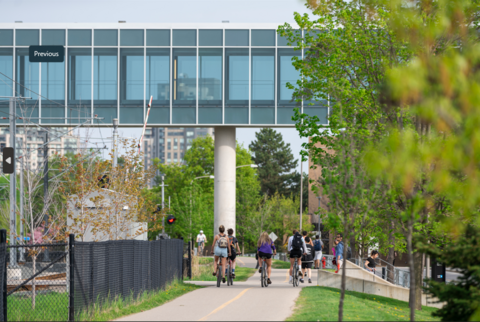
[261,260,265,287]
[263,261,268,288]
[292,259,298,287]
[217,264,222,287]
[228,264,233,286]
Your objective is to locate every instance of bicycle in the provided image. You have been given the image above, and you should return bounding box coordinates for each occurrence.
[216,254,227,287]
[260,255,269,287]
[292,255,302,287]
[198,242,204,257]
[226,252,240,286]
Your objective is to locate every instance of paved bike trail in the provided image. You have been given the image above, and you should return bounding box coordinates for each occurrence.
[116,257,316,321]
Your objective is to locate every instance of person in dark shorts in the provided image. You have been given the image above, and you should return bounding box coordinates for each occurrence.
[257,232,276,284]
[227,228,241,278]
[365,250,379,274]
[288,229,307,284]
[301,236,315,283]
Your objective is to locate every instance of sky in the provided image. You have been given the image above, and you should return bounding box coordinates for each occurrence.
[2,0,313,173]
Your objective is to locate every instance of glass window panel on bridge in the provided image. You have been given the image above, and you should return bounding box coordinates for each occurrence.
[173,30,196,46]
[41,58,65,124]
[68,30,92,46]
[0,48,13,124]
[0,29,13,46]
[147,30,170,46]
[42,29,65,46]
[146,48,170,124]
[199,30,222,46]
[120,48,144,124]
[16,29,39,46]
[251,48,274,124]
[251,30,275,46]
[15,48,39,123]
[94,48,117,123]
[225,48,248,124]
[225,30,249,46]
[277,48,301,125]
[68,48,92,124]
[94,30,118,46]
[120,29,144,46]
[172,48,196,124]
[198,48,222,124]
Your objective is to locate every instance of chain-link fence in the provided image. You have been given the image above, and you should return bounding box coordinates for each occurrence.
[5,242,69,321]
[72,239,183,320]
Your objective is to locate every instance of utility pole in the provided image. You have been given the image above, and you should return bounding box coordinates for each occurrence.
[9,97,18,268]
[113,118,118,167]
[19,157,25,262]
[43,131,50,261]
[299,159,303,231]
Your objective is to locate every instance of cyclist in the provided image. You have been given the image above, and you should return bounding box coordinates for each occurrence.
[288,229,307,284]
[196,230,207,256]
[257,232,276,285]
[226,228,241,278]
[211,225,231,283]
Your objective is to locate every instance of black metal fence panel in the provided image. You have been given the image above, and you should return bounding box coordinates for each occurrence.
[5,243,69,321]
[73,239,183,320]
[0,243,6,322]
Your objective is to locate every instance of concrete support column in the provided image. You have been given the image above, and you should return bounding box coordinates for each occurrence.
[214,127,236,236]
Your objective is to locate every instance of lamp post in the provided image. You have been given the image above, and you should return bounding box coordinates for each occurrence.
[190,175,214,240]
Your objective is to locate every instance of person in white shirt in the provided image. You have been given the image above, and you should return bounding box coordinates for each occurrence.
[196,230,207,256]
[287,229,307,284]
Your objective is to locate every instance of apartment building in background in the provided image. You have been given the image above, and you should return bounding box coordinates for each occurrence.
[0,127,80,172]
[143,127,214,168]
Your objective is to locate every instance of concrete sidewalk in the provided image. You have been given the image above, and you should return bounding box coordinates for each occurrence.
[116,257,314,321]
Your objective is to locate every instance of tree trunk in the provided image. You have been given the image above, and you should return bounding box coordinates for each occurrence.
[407,218,416,322]
[386,221,395,283]
[414,251,424,310]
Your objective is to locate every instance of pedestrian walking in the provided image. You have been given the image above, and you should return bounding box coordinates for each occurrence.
[335,234,344,274]
[365,250,379,274]
[302,237,315,283]
[313,235,323,269]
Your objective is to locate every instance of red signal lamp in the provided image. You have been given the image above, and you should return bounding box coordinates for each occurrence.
[166,215,176,225]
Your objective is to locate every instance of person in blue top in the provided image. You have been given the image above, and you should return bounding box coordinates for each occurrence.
[335,233,344,273]
[257,232,276,284]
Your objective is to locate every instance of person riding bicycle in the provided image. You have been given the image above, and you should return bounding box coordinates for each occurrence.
[257,232,276,285]
[288,229,307,284]
[226,228,241,278]
[196,230,207,256]
[211,225,231,283]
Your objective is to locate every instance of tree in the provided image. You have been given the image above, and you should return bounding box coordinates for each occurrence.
[249,128,298,197]
[63,139,158,241]
[420,224,480,321]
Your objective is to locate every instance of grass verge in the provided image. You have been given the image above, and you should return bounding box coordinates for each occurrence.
[198,257,213,265]
[8,292,68,321]
[77,279,202,321]
[286,286,438,321]
[272,259,291,269]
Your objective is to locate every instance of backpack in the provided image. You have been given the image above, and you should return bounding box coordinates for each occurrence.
[314,240,322,251]
[218,234,228,248]
[291,233,303,250]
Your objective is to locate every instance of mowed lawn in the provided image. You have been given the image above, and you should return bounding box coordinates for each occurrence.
[287,286,438,321]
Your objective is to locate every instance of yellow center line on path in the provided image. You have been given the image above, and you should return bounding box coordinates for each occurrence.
[198,288,252,321]
[283,269,289,283]
[236,257,245,266]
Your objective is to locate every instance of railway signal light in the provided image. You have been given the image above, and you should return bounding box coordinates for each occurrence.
[166,215,176,225]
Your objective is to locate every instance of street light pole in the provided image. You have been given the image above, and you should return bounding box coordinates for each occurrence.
[9,97,17,267]
[299,159,303,231]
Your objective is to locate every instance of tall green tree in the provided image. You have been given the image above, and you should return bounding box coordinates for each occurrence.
[249,128,298,196]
